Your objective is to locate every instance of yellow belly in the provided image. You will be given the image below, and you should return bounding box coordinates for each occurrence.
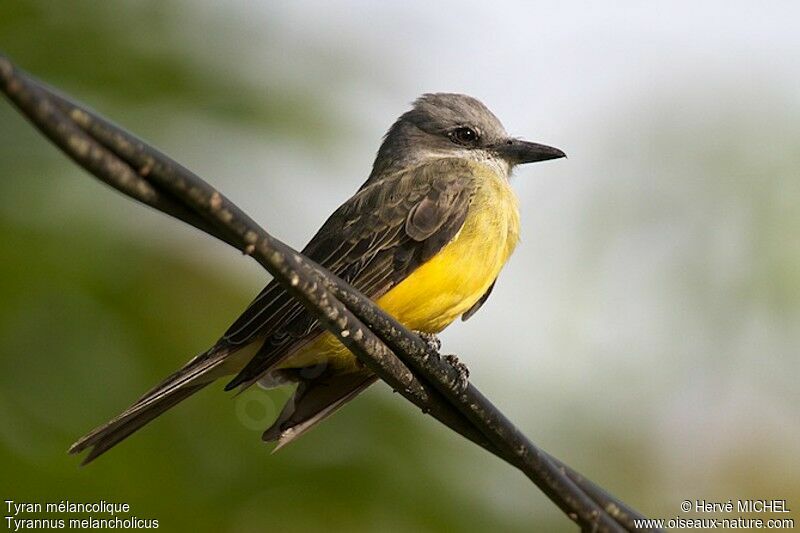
[280,170,520,371]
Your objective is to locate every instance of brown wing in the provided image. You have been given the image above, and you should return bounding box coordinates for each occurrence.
[222,158,477,390]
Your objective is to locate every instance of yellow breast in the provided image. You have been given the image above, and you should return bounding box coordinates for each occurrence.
[375,168,519,332]
[282,164,520,371]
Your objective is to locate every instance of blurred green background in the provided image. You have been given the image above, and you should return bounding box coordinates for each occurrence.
[1,1,798,531]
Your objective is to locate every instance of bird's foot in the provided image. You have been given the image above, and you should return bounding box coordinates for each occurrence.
[444,354,470,392]
[413,330,442,353]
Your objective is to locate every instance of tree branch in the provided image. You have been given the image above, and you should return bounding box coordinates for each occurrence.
[0,54,658,532]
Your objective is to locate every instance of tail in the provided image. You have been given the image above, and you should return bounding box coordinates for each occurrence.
[69,345,236,465]
[263,370,377,451]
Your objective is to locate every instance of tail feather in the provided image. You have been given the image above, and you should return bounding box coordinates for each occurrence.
[75,383,208,465]
[69,342,377,463]
[69,347,232,465]
[263,371,377,451]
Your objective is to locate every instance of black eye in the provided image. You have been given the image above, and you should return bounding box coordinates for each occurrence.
[449,127,479,145]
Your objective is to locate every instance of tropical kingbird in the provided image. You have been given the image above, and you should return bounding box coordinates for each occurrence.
[70,93,565,463]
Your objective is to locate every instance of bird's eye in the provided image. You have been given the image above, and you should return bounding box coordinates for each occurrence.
[449,127,479,145]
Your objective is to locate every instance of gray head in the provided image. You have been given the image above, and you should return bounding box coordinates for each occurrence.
[367,93,564,182]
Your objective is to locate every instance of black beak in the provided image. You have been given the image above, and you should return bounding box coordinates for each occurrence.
[494,139,566,164]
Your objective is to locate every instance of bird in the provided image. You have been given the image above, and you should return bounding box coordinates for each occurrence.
[68,93,565,464]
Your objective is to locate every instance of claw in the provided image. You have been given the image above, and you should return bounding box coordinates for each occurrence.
[413,330,441,353]
[444,354,470,392]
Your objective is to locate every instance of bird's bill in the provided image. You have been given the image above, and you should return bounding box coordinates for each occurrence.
[494,139,566,164]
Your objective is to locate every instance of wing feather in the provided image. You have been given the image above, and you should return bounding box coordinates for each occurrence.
[222,158,478,389]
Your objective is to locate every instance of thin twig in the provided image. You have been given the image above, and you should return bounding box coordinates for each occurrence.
[0,54,659,532]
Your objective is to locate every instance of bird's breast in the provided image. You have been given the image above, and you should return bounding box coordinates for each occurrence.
[376,170,520,332]
[280,167,519,372]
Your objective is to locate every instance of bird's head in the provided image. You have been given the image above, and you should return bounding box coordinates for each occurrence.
[368,93,565,182]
